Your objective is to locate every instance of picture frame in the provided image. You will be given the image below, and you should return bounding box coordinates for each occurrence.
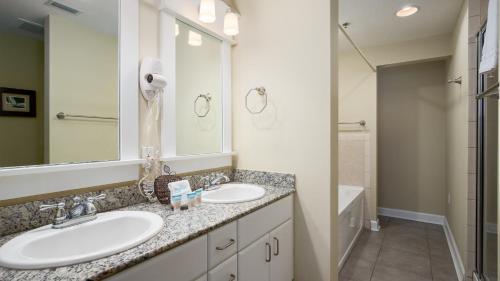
[0,87,36,117]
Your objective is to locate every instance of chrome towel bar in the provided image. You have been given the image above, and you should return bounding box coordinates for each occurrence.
[56,112,118,121]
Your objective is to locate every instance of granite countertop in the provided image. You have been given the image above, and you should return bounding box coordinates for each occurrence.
[0,183,295,281]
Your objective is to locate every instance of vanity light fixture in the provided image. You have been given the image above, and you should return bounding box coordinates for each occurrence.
[223,9,239,36]
[175,23,179,37]
[199,0,216,23]
[396,5,419,17]
[188,30,202,46]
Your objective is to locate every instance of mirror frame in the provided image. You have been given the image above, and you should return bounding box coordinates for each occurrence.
[0,0,141,201]
[158,2,235,174]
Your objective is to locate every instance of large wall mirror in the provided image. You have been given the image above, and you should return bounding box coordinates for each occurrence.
[0,0,119,168]
[175,19,223,156]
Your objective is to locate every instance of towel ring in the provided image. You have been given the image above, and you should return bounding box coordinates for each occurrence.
[245,87,267,114]
[194,93,211,118]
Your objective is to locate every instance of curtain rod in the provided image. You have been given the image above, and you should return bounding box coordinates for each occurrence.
[338,24,376,72]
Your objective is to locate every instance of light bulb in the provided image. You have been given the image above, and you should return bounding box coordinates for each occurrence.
[396,6,419,17]
[224,11,239,36]
[199,0,216,23]
[188,30,202,46]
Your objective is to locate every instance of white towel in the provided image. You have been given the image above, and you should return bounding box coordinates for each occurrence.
[479,0,499,74]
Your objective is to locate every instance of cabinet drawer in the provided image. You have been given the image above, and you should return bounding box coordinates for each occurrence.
[208,221,237,269]
[238,195,293,250]
[107,235,207,281]
[208,255,237,281]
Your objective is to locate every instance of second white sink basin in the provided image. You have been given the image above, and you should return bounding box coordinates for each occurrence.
[0,211,164,269]
[202,183,266,204]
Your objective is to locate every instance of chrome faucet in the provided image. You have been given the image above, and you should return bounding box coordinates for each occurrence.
[40,194,106,229]
[202,174,230,190]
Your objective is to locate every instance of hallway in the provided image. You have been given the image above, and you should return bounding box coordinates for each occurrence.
[340,217,458,281]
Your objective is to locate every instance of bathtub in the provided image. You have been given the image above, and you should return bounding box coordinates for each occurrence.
[338,185,364,268]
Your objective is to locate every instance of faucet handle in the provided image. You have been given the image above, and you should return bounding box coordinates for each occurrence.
[40,202,67,225]
[87,194,106,202]
[85,194,106,216]
[40,202,65,211]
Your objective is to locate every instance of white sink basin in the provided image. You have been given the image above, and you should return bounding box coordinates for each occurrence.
[202,183,266,204]
[0,211,163,269]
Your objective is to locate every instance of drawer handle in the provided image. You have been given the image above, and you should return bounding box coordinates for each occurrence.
[265,242,271,262]
[273,237,279,256]
[229,273,236,281]
[216,238,235,250]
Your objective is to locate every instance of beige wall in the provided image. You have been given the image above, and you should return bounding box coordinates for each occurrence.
[176,21,222,155]
[445,0,469,263]
[378,60,447,215]
[0,32,44,167]
[339,34,453,222]
[232,0,335,280]
[47,15,118,163]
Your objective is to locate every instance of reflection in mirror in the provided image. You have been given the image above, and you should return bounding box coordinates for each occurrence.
[175,20,222,156]
[0,0,119,168]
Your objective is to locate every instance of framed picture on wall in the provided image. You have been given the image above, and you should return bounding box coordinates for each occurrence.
[0,87,36,117]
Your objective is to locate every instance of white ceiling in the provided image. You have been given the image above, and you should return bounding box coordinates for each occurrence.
[339,0,464,51]
[0,0,118,39]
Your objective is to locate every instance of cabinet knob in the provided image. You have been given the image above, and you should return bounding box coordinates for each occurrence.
[228,273,236,281]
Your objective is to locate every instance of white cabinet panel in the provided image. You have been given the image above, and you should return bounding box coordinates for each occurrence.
[107,235,207,281]
[194,274,207,281]
[208,221,237,269]
[238,196,293,250]
[237,235,270,281]
[270,220,293,281]
[208,255,237,281]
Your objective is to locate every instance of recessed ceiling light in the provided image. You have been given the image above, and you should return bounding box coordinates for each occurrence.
[396,5,419,17]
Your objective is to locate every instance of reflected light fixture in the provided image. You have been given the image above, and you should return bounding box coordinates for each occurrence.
[175,23,179,37]
[199,0,216,23]
[224,9,239,36]
[396,5,419,17]
[188,30,202,46]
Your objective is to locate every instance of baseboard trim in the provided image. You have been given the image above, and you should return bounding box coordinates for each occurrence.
[378,207,445,225]
[443,218,465,281]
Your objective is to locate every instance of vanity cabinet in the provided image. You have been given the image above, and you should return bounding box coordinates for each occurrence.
[238,220,293,281]
[106,195,293,281]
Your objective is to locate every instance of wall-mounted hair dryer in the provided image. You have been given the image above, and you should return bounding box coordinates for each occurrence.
[140,58,166,120]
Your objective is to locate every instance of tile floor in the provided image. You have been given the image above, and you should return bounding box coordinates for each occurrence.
[339,216,458,281]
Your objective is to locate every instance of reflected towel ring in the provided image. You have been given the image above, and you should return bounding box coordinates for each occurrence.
[245,87,267,114]
[194,93,211,117]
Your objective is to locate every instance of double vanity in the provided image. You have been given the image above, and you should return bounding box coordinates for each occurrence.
[0,171,295,281]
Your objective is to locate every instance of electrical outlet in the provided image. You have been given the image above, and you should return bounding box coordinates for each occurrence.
[142,146,154,159]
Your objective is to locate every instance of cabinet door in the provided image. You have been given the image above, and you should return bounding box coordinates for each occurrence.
[270,220,293,281]
[237,234,270,281]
